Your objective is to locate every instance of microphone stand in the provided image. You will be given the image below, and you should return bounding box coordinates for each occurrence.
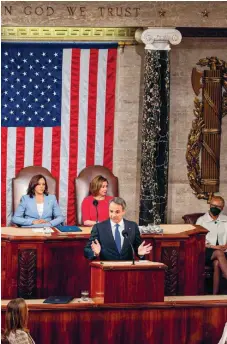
[93,200,99,223]
[122,230,135,265]
[129,241,135,265]
[95,207,98,223]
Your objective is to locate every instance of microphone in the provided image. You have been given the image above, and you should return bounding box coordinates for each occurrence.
[93,200,99,223]
[122,229,135,265]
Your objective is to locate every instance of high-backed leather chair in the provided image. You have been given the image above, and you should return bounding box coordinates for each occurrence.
[75,165,119,225]
[12,166,57,213]
[182,213,205,225]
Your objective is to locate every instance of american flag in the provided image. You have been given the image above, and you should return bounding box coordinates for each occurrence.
[1,42,117,225]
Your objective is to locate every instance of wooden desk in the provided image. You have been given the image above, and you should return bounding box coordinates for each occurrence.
[142,224,208,295]
[1,225,207,299]
[1,226,91,299]
[1,296,227,344]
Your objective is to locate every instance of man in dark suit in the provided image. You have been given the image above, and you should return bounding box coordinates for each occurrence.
[84,197,152,260]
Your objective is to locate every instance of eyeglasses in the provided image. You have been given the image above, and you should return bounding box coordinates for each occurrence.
[210,204,223,210]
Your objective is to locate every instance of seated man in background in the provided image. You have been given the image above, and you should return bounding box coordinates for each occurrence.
[84,197,152,260]
[196,195,227,294]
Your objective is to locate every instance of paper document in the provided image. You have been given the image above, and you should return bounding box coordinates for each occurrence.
[32,227,54,233]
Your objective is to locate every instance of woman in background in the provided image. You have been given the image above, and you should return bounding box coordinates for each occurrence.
[196,195,227,294]
[81,175,113,226]
[12,174,64,227]
[4,298,35,344]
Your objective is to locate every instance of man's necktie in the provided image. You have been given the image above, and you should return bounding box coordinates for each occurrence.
[115,223,121,253]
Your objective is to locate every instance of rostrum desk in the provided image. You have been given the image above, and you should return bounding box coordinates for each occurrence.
[90,261,166,303]
[1,224,207,299]
[1,296,227,344]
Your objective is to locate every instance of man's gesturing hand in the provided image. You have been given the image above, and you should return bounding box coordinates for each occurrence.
[91,239,101,256]
[138,241,152,256]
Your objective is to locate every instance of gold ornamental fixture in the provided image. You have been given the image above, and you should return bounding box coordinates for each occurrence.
[186,57,227,200]
[1,26,137,43]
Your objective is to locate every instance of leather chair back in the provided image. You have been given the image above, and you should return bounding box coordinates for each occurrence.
[182,213,205,225]
[75,165,119,225]
[12,166,57,213]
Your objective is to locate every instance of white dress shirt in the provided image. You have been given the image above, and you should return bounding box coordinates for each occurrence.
[196,212,227,245]
[36,203,44,217]
[110,219,125,249]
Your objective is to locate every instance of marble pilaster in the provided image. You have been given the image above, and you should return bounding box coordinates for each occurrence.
[136,28,182,225]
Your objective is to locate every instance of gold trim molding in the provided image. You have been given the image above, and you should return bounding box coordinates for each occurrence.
[1,26,137,42]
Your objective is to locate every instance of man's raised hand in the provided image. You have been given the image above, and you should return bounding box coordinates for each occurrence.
[138,241,152,256]
[91,239,101,256]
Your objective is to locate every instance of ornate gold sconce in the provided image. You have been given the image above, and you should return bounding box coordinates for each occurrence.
[186,57,227,200]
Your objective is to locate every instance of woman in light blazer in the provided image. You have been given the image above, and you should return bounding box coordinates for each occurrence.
[12,174,64,227]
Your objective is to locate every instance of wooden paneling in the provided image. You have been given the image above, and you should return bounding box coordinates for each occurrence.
[43,240,90,297]
[1,225,207,299]
[104,269,165,302]
[91,262,166,303]
[142,227,207,296]
[18,249,37,298]
[2,300,226,344]
[1,241,8,298]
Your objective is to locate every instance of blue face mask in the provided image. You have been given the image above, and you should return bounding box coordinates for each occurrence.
[210,207,221,217]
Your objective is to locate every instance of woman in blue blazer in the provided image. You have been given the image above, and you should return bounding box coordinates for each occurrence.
[12,174,65,227]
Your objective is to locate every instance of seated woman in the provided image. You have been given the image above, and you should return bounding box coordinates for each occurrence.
[12,174,64,227]
[4,298,35,344]
[81,175,113,226]
[196,195,227,294]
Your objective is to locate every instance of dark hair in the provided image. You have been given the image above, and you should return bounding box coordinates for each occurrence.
[5,298,29,337]
[89,175,108,196]
[27,174,48,198]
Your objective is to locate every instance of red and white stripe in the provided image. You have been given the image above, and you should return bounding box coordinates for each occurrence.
[1,48,117,226]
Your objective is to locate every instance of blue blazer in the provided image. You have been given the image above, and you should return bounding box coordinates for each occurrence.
[84,219,142,260]
[12,194,65,227]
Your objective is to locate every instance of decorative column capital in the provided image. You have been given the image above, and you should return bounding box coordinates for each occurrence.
[135,28,182,50]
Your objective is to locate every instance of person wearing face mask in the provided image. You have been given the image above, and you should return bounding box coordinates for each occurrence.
[196,196,227,294]
[84,197,152,260]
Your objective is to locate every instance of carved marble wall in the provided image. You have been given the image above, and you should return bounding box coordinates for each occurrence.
[113,45,144,221]
[168,37,227,223]
[2,1,227,27]
[113,38,227,223]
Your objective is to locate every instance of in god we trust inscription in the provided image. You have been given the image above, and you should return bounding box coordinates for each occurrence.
[2,4,140,18]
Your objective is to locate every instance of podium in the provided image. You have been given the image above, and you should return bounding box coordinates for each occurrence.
[90,260,167,303]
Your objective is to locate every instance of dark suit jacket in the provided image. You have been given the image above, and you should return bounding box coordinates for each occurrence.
[84,218,142,261]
